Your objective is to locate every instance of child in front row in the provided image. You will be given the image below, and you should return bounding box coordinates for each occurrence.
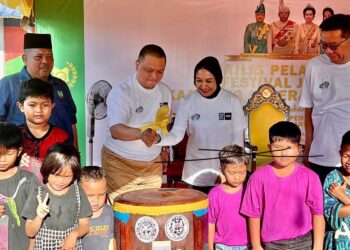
[324,130,350,249]
[22,143,92,249]
[17,78,69,181]
[241,121,325,250]
[0,122,38,250]
[80,166,116,250]
[208,145,250,250]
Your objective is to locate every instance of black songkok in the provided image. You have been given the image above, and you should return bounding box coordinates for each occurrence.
[24,33,52,49]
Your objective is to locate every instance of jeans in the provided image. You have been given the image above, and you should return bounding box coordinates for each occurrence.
[264,232,312,250]
[215,243,249,250]
[309,162,339,184]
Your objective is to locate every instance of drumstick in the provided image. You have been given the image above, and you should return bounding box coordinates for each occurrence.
[155,148,323,163]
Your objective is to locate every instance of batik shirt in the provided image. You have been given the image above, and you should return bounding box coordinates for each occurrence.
[324,169,350,250]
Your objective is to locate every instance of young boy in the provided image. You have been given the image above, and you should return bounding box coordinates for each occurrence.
[80,166,115,250]
[0,122,38,250]
[16,78,69,179]
[241,121,325,250]
[324,130,350,249]
[208,145,250,250]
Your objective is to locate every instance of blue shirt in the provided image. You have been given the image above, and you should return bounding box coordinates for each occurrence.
[82,204,114,250]
[0,67,77,141]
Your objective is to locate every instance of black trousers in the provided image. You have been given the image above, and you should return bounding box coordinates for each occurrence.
[309,162,339,184]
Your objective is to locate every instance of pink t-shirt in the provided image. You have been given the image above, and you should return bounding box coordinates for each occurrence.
[208,184,249,246]
[240,163,323,243]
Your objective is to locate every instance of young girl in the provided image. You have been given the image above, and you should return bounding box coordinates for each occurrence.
[22,143,92,249]
[208,145,250,250]
[324,131,350,249]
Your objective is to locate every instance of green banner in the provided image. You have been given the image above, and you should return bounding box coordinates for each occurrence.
[35,0,86,164]
[5,56,23,76]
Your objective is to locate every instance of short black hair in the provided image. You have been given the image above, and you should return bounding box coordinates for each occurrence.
[0,122,23,149]
[341,131,350,148]
[320,14,350,38]
[303,6,316,16]
[269,121,301,144]
[219,144,249,169]
[323,7,334,17]
[80,166,106,182]
[40,143,81,184]
[137,44,166,63]
[18,78,54,103]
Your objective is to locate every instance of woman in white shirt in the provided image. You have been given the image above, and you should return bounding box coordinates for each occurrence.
[157,56,246,193]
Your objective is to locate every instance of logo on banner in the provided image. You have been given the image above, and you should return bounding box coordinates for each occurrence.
[52,61,78,88]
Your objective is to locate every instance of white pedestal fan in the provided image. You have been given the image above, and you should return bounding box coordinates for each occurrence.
[86,80,112,165]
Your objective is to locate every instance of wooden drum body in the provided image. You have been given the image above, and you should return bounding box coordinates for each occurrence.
[114,188,208,249]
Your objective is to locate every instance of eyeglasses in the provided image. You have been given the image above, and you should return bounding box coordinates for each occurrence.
[318,36,350,52]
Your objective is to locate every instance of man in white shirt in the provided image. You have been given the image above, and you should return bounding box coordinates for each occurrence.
[101,44,172,201]
[299,14,350,183]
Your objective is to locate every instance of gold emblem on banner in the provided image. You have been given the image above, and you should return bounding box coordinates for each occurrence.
[225,53,317,61]
[52,62,78,88]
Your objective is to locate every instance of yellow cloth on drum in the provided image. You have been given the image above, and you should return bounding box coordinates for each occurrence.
[139,106,174,136]
[114,198,208,216]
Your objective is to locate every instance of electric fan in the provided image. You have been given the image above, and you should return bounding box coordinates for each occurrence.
[86,80,112,165]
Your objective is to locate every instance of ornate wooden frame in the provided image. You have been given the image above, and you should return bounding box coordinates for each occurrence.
[243,84,290,172]
[243,84,290,115]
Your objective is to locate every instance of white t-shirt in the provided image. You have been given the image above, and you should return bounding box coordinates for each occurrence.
[299,54,350,166]
[104,74,172,161]
[159,89,246,186]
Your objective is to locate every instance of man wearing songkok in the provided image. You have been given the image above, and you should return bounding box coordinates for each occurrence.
[0,33,78,147]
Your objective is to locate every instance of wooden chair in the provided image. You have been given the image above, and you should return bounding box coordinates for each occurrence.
[243,84,290,172]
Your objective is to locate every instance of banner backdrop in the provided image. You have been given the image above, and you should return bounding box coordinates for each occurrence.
[36,0,86,162]
[83,0,350,165]
[224,54,312,135]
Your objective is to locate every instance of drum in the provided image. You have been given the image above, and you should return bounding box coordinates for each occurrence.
[114,188,208,249]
